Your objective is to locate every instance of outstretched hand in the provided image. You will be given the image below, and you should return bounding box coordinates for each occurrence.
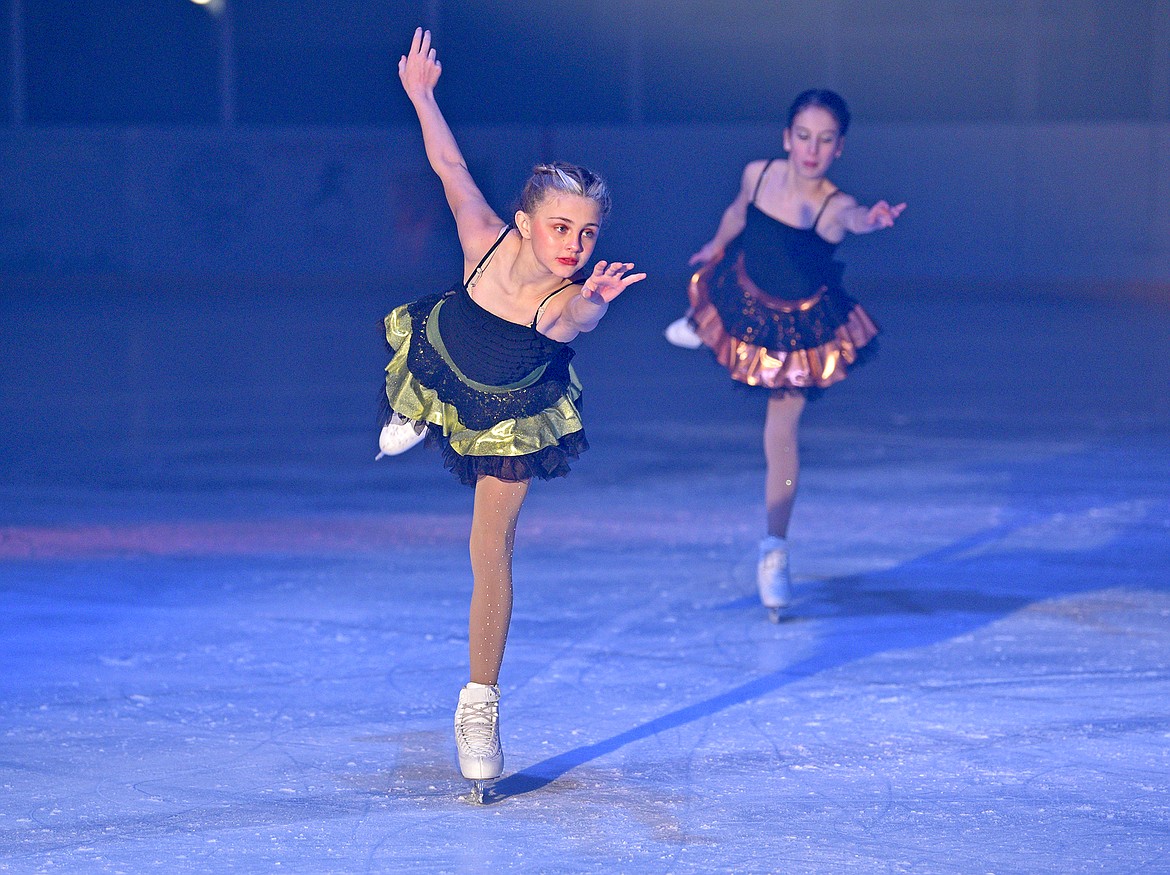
[398,27,441,100]
[862,200,906,232]
[580,261,647,304]
[687,242,721,267]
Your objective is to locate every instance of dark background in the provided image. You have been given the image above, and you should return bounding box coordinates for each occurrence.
[5,1,1166,128]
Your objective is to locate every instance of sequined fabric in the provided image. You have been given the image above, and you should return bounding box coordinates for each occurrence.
[383,291,587,486]
[688,250,879,391]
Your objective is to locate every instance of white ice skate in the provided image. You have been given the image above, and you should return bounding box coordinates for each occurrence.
[454,682,503,803]
[375,412,425,459]
[757,535,792,623]
[664,314,703,349]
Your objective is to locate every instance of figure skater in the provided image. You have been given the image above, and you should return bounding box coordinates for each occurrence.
[382,28,645,801]
[664,89,904,621]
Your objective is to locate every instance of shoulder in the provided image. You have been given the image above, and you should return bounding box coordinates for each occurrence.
[824,188,858,212]
[740,159,772,188]
[533,281,585,337]
[816,188,859,241]
[460,220,513,267]
[544,280,583,313]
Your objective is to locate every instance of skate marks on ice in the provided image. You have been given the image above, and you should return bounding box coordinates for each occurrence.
[357,728,703,824]
[0,513,473,560]
[346,728,467,804]
[493,489,1170,801]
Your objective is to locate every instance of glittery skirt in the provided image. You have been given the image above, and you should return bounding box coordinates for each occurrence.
[383,291,587,486]
[687,251,879,391]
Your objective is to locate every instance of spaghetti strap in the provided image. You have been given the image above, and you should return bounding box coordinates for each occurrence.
[530,282,575,330]
[464,225,513,290]
[750,159,776,204]
[811,190,842,232]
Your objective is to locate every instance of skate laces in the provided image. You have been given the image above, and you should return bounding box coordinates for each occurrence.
[456,700,500,753]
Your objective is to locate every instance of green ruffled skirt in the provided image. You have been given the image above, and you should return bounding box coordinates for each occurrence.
[383,290,588,486]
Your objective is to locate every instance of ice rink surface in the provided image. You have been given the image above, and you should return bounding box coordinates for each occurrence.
[1,273,1168,873]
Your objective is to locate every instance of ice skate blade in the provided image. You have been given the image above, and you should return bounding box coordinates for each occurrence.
[768,606,783,624]
[461,779,495,805]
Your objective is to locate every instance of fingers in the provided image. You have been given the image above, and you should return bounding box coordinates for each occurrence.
[406,27,437,63]
[401,28,441,91]
[868,201,902,228]
[586,262,632,278]
[585,262,645,298]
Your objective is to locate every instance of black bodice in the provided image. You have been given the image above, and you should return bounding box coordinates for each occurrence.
[437,284,568,387]
[730,204,844,300]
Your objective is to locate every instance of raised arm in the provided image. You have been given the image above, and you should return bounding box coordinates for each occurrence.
[688,161,763,266]
[398,28,503,257]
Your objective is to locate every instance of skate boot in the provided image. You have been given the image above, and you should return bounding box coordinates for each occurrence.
[757,535,792,622]
[454,682,502,803]
[375,412,425,460]
[664,314,703,349]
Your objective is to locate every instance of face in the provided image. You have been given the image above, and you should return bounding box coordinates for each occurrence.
[516,193,601,278]
[782,106,844,178]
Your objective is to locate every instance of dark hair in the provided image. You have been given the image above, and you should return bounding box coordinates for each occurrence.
[519,161,612,220]
[786,89,851,136]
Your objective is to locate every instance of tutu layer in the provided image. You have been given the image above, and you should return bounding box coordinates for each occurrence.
[384,292,587,486]
[688,252,878,390]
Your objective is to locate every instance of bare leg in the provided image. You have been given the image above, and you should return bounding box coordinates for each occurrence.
[467,474,529,686]
[763,391,806,538]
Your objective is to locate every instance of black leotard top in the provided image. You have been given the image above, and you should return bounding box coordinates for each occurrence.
[437,227,573,386]
[729,160,844,300]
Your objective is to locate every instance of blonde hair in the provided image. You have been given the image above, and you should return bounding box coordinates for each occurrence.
[519,161,611,220]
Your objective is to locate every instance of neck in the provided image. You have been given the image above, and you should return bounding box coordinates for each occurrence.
[782,159,831,198]
[509,241,570,297]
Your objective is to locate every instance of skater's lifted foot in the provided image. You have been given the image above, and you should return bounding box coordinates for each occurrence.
[375,412,426,459]
[664,314,703,349]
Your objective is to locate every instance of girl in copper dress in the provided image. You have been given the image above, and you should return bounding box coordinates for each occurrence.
[666,90,905,621]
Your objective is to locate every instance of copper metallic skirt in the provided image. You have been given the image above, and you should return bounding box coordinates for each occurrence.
[687,252,879,391]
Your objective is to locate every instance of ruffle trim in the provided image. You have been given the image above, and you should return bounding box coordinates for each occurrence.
[385,341,583,445]
[426,423,588,486]
[696,251,860,351]
[383,302,587,486]
[386,294,577,431]
[688,256,879,390]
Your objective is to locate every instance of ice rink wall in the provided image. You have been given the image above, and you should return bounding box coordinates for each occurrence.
[3,122,1170,288]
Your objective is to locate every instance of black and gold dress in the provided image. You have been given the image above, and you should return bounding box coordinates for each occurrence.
[383,227,587,486]
[688,160,879,391]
